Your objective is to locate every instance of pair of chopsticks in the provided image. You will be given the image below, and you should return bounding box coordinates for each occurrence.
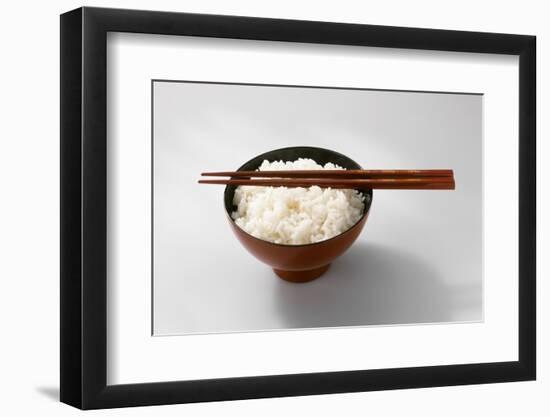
[199,169,455,190]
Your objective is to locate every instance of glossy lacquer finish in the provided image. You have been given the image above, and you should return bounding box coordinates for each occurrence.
[224,146,373,282]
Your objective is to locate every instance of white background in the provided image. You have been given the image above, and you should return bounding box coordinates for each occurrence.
[152,82,483,335]
[0,0,545,416]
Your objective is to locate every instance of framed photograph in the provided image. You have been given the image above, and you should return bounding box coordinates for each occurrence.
[60,6,536,409]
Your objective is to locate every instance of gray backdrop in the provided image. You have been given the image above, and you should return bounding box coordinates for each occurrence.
[153,81,482,336]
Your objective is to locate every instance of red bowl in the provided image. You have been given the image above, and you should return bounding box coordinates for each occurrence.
[224,146,373,283]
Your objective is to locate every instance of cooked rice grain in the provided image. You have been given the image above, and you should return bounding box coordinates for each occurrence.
[231,158,366,245]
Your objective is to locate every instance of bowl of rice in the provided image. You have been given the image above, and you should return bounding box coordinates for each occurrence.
[224,146,373,283]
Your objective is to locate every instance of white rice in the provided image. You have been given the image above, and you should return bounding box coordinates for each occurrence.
[231,158,367,245]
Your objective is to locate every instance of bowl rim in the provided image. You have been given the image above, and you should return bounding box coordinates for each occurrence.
[224,145,373,248]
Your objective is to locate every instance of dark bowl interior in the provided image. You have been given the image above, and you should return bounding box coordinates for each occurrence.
[224,146,373,239]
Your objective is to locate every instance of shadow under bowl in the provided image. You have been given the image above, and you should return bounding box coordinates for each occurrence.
[224,146,373,283]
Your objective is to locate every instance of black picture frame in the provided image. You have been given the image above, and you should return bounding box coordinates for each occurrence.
[60,6,536,410]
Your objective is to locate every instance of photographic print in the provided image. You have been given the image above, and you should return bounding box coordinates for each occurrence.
[61,7,535,408]
[152,80,482,336]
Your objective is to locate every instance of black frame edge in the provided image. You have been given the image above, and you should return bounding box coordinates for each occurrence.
[89,361,532,410]
[518,35,536,379]
[60,7,83,409]
[83,5,533,54]
[81,6,109,409]
[60,6,537,410]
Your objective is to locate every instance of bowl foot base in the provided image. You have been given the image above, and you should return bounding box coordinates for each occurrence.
[273,264,331,283]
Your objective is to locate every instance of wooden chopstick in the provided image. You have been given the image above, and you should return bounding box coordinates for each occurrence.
[198,177,455,190]
[201,169,453,179]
